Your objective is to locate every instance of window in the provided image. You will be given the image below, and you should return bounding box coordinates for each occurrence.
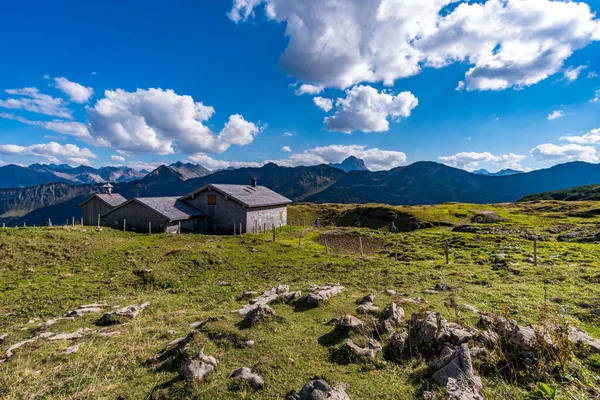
[207,195,217,205]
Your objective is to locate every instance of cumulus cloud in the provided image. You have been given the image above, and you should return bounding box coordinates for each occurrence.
[547,110,565,120]
[0,87,72,119]
[110,155,126,163]
[282,145,291,152]
[563,65,587,82]
[313,96,333,112]
[530,143,598,163]
[0,112,100,145]
[324,85,418,133]
[87,88,261,155]
[189,144,406,171]
[438,151,526,171]
[560,128,600,145]
[589,71,598,78]
[283,131,293,137]
[592,89,600,103]
[230,0,600,91]
[295,84,324,96]
[54,77,94,103]
[0,141,96,164]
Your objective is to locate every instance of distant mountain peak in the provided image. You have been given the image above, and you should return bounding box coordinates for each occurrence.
[473,168,524,177]
[168,161,212,180]
[329,156,369,172]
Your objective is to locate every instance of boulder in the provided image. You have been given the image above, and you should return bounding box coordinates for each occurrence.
[234,285,293,315]
[385,289,397,296]
[446,376,484,400]
[356,302,379,314]
[568,327,600,353]
[99,302,150,325]
[181,351,218,381]
[244,340,255,347]
[477,330,499,346]
[230,367,264,389]
[244,304,276,326]
[389,329,409,350]
[345,338,382,359]
[295,379,350,400]
[378,303,405,334]
[0,334,7,344]
[412,312,449,344]
[63,344,80,355]
[449,327,475,345]
[301,285,345,305]
[431,344,483,397]
[337,315,364,331]
[361,294,375,303]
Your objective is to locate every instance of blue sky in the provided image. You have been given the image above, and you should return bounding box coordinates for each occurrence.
[0,0,600,172]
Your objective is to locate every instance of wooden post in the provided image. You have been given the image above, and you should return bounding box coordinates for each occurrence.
[23,222,26,228]
[298,230,303,248]
[534,238,538,267]
[149,222,152,235]
[97,214,100,228]
[264,222,266,233]
[239,223,242,235]
[359,236,364,256]
[123,219,126,232]
[272,227,276,242]
[233,223,236,236]
[395,241,398,261]
[48,219,52,227]
[254,220,257,234]
[80,217,83,226]
[178,221,181,235]
[445,240,449,265]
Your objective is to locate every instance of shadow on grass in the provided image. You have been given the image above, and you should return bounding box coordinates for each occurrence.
[318,326,351,347]
[293,301,319,313]
[147,376,185,400]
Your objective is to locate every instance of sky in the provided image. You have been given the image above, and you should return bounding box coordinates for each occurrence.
[0,0,600,173]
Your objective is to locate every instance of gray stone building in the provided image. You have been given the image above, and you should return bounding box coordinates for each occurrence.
[78,183,127,226]
[179,179,292,234]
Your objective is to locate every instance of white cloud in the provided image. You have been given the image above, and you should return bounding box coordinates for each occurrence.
[438,151,526,171]
[283,131,293,137]
[455,81,465,91]
[547,110,565,120]
[530,143,598,163]
[313,96,333,112]
[563,65,587,82]
[0,87,72,119]
[324,85,418,133]
[281,145,292,152]
[230,0,600,91]
[87,88,261,155]
[592,89,600,103]
[589,71,598,78]
[560,128,600,145]
[54,77,94,103]
[189,144,406,171]
[110,155,126,163]
[0,142,96,164]
[295,84,324,96]
[127,161,165,172]
[0,160,5,166]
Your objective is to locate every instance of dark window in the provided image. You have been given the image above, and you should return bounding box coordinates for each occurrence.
[208,195,217,205]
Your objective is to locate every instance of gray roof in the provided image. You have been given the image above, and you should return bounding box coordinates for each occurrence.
[105,197,204,222]
[78,193,127,208]
[180,184,292,208]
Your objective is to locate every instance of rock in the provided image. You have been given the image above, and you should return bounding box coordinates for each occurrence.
[0,339,37,362]
[230,367,264,389]
[217,280,231,286]
[43,317,75,328]
[361,294,375,303]
[38,332,55,339]
[99,302,150,325]
[234,285,292,315]
[431,344,483,396]
[48,328,94,341]
[97,331,121,337]
[385,289,397,296]
[400,297,427,305]
[378,302,405,334]
[301,285,345,304]
[0,334,7,344]
[243,291,258,297]
[244,304,276,326]
[64,344,80,355]
[446,376,484,400]
[295,379,350,400]
[244,340,255,347]
[66,307,102,317]
[337,315,364,331]
[412,312,449,344]
[450,328,475,345]
[568,327,600,353]
[508,325,537,351]
[424,289,439,295]
[477,330,499,346]
[281,290,302,301]
[181,351,218,381]
[389,329,409,350]
[356,302,379,314]
[167,330,177,335]
[345,338,382,359]
[423,391,438,400]
[463,304,479,314]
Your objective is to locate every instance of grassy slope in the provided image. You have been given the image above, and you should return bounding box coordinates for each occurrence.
[0,202,600,399]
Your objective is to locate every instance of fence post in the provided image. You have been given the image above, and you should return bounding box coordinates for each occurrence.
[445,240,449,265]
[239,222,242,235]
[234,223,236,236]
[178,221,181,235]
[97,214,100,228]
[149,222,152,235]
[272,227,276,242]
[264,222,266,233]
[534,238,538,267]
[48,219,52,227]
[359,236,364,256]
[123,219,126,232]
[395,241,398,261]
[23,222,26,228]
[80,217,83,226]
[72,217,75,226]
[298,230,302,248]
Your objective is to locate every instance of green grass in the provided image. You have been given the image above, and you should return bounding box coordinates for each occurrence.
[1,201,600,399]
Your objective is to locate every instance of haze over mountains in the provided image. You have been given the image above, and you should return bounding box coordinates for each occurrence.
[2,157,600,227]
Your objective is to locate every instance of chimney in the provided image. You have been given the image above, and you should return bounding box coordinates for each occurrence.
[102,182,114,195]
[251,178,257,188]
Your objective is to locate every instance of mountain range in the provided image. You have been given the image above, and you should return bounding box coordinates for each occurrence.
[472,168,524,177]
[328,156,369,172]
[2,159,600,226]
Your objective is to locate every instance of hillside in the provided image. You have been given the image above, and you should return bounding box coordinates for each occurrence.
[520,184,600,202]
[1,202,600,399]
[0,164,69,188]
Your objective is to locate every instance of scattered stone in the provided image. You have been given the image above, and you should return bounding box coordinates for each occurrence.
[244,304,276,326]
[244,340,255,347]
[167,330,177,335]
[97,331,121,337]
[337,315,364,331]
[66,307,103,317]
[234,285,293,315]
[281,290,302,301]
[412,312,449,344]
[389,329,409,350]
[361,293,375,303]
[99,302,150,325]
[569,327,600,353]
[378,302,405,334]
[400,297,427,305]
[301,285,345,305]
[448,324,476,345]
[230,367,264,389]
[48,328,94,341]
[0,339,36,362]
[463,304,479,314]
[63,344,80,355]
[181,350,218,381]
[38,332,55,339]
[43,317,75,328]
[0,334,7,344]
[446,376,484,400]
[356,302,379,314]
[242,291,258,298]
[424,289,440,295]
[294,379,350,400]
[477,330,499,346]
[423,391,438,400]
[431,344,483,399]
[385,289,397,296]
[345,338,382,359]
